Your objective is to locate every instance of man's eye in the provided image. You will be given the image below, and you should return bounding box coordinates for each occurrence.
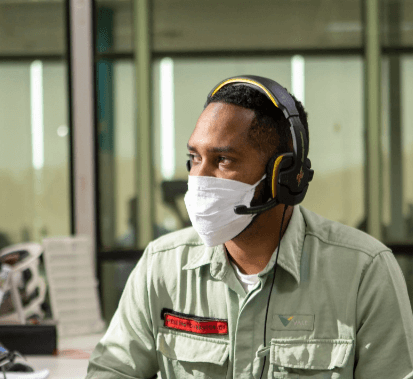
[218,156,231,164]
[187,153,200,163]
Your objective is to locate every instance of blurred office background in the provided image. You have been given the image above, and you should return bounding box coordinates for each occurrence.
[0,0,412,324]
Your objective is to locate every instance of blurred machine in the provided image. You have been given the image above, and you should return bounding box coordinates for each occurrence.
[0,243,47,324]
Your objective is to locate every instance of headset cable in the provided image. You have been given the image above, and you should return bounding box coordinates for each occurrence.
[259,203,288,379]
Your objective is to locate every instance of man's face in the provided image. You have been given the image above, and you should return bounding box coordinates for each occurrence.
[187,102,267,185]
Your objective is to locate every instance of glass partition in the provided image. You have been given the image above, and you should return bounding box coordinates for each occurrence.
[0,1,69,248]
[94,0,137,322]
[302,56,364,228]
[113,61,136,249]
[401,57,413,242]
[95,0,136,251]
[95,58,137,251]
[382,54,413,244]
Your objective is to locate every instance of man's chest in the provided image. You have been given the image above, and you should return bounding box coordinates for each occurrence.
[152,267,357,379]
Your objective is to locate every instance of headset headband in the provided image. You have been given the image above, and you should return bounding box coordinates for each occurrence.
[206,75,310,192]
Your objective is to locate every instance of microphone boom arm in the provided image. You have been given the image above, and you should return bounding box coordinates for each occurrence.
[234,198,280,215]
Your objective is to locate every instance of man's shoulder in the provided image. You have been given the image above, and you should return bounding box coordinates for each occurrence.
[144,228,206,280]
[300,206,389,258]
[149,226,203,254]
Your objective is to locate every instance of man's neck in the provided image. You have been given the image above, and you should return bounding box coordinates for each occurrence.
[225,205,293,275]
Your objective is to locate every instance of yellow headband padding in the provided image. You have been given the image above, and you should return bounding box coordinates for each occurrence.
[271,155,284,198]
[211,78,279,109]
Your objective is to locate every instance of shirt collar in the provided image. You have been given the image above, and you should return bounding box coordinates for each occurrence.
[183,205,305,284]
[182,243,229,280]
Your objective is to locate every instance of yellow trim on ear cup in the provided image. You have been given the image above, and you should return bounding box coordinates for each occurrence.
[272,155,284,198]
[211,78,279,109]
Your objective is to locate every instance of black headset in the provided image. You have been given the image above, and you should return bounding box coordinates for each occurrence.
[186,75,314,214]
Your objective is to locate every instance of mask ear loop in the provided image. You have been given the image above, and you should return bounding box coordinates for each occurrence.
[259,203,288,379]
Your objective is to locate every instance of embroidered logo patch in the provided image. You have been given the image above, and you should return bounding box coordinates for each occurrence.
[272,314,315,331]
[161,308,228,335]
[278,315,294,327]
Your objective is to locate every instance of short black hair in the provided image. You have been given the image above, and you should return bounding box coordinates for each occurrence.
[205,84,309,159]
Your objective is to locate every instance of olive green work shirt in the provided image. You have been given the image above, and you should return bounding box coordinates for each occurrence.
[86,206,413,379]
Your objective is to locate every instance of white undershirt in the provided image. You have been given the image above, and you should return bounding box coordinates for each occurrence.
[230,260,260,293]
[228,247,279,293]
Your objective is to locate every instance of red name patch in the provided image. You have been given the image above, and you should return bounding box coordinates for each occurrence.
[164,313,228,335]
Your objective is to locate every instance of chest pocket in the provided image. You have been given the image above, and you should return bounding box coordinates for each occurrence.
[156,328,230,379]
[268,338,353,378]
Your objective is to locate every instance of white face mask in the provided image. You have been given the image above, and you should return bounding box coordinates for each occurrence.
[184,175,266,247]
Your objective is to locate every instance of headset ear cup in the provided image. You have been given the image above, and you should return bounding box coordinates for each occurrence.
[266,154,286,199]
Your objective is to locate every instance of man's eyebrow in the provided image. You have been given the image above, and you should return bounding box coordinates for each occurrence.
[187,143,197,152]
[209,146,238,154]
[187,144,238,154]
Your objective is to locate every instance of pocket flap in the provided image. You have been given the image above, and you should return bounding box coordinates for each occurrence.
[156,328,229,365]
[270,339,353,370]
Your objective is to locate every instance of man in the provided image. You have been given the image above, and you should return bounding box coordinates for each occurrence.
[86,76,413,378]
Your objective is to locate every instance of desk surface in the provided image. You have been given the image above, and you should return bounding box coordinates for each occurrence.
[25,333,105,379]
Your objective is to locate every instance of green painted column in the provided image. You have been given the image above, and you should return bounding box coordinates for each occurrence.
[387,1,404,242]
[364,0,382,240]
[134,0,154,248]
